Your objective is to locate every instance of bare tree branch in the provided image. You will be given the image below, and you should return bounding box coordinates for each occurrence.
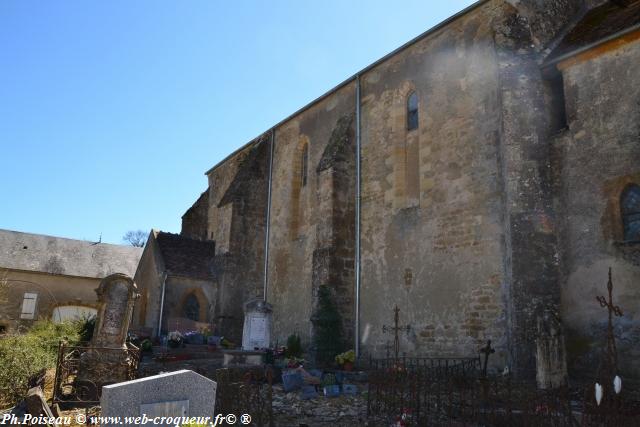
[122,230,147,247]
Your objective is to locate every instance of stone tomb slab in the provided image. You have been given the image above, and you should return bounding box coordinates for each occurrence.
[100,370,216,427]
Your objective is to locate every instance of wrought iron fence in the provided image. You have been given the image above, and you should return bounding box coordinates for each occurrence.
[366,358,639,426]
[366,356,482,425]
[367,355,481,378]
[52,342,140,407]
[215,366,274,427]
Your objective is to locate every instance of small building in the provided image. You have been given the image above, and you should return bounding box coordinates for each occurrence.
[0,229,142,334]
[132,230,217,338]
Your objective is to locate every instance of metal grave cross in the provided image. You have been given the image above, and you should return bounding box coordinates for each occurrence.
[480,339,495,377]
[382,305,410,361]
[596,267,623,375]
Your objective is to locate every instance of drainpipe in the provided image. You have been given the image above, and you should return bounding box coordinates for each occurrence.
[157,271,167,336]
[355,75,362,358]
[263,129,275,301]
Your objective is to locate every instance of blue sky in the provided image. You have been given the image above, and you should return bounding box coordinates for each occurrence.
[0,0,476,245]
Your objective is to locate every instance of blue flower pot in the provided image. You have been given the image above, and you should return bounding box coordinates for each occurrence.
[323,384,340,397]
[282,370,303,392]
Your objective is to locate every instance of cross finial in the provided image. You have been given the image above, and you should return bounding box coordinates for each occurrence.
[596,267,623,378]
[480,339,495,377]
[382,304,410,361]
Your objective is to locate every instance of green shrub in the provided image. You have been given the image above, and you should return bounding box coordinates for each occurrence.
[285,334,303,358]
[313,285,344,366]
[0,320,81,407]
[76,315,96,343]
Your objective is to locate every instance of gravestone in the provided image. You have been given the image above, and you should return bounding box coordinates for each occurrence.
[241,298,273,351]
[535,310,568,389]
[77,274,139,394]
[91,273,139,348]
[100,370,216,427]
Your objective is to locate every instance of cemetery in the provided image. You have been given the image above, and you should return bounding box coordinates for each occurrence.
[2,1,640,425]
[0,270,639,426]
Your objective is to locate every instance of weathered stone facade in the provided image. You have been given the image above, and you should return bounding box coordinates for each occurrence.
[170,0,640,379]
[552,27,640,377]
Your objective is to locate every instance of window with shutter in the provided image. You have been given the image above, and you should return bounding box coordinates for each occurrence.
[20,292,38,319]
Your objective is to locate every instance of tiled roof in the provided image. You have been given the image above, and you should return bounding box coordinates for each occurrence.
[0,229,142,278]
[547,1,640,63]
[155,232,216,280]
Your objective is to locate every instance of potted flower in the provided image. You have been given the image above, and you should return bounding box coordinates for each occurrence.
[285,357,305,369]
[335,350,356,371]
[167,331,183,348]
[321,373,340,397]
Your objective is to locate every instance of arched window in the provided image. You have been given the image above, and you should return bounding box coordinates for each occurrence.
[183,293,200,321]
[621,184,640,242]
[407,91,419,131]
[301,143,309,187]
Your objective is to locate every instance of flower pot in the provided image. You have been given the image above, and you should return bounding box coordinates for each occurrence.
[323,384,340,397]
[167,339,182,349]
[282,370,303,392]
[342,361,354,371]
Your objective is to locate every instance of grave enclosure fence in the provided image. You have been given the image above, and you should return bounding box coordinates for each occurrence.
[365,356,640,426]
[53,342,140,407]
[214,366,274,427]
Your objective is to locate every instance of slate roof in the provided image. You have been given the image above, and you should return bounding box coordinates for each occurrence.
[546,1,640,63]
[155,231,216,280]
[0,229,143,278]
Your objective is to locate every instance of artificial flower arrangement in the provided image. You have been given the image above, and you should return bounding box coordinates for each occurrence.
[285,356,305,368]
[335,349,356,370]
[167,331,184,348]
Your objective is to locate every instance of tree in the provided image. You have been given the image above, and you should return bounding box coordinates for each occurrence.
[122,230,147,247]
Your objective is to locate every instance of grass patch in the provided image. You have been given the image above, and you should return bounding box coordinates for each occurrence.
[0,320,85,408]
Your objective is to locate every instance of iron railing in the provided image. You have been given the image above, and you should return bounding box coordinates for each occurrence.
[52,342,140,407]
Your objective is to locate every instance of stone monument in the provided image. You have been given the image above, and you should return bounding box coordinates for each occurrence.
[77,274,139,395]
[241,298,273,351]
[91,273,139,348]
[100,370,216,427]
[535,309,568,389]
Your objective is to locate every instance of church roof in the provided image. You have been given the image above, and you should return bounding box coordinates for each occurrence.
[546,1,640,64]
[0,228,142,279]
[155,231,216,280]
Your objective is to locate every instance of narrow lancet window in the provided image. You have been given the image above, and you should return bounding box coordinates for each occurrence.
[301,143,309,187]
[621,184,640,242]
[407,91,419,131]
[183,293,200,321]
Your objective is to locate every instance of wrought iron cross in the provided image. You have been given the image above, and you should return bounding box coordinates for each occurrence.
[596,267,623,376]
[480,339,495,378]
[382,305,410,361]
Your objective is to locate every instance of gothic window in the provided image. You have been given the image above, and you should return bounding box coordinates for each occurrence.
[407,91,419,131]
[183,293,200,321]
[301,143,309,187]
[621,184,640,242]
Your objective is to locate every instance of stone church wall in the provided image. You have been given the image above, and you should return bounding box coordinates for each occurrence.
[203,139,270,342]
[552,39,640,378]
[359,4,509,367]
[175,0,640,378]
[132,232,165,337]
[267,83,357,350]
[181,191,209,241]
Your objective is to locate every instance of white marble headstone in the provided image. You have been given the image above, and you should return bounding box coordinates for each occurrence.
[242,299,273,350]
